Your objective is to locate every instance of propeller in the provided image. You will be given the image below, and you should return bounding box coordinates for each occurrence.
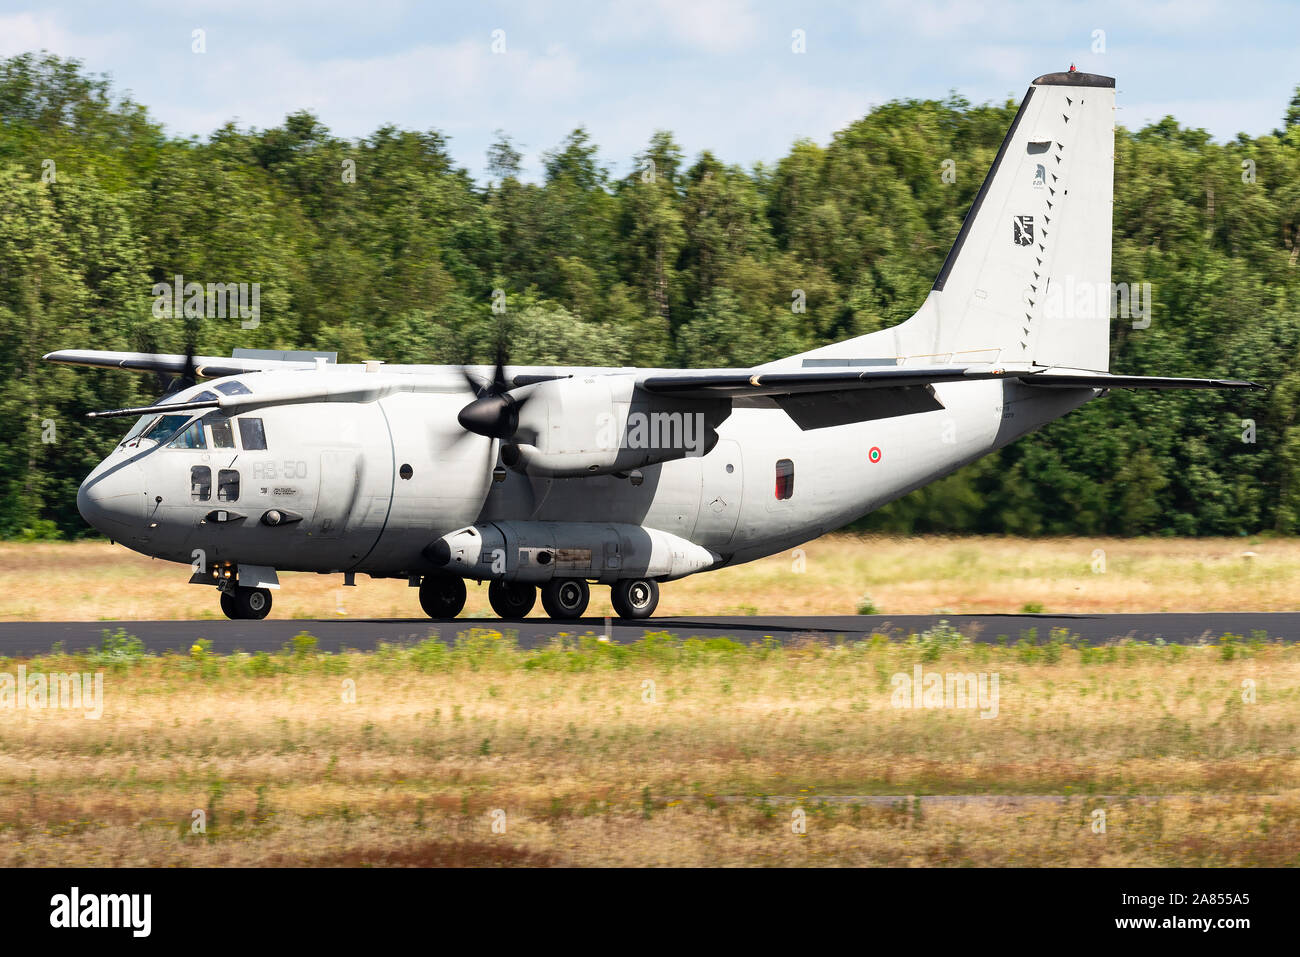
[92,318,206,420]
[158,317,201,400]
[453,340,567,443]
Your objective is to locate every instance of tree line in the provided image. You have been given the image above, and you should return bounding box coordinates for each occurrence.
[2,51,1299,538]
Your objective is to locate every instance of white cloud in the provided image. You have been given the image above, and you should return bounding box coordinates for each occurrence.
[143,37,584,137]
[0,11,127,61]
[591,0,760,54]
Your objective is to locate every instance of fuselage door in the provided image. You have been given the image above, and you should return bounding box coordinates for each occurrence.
[314,449,360,539]
[692,438,743,547]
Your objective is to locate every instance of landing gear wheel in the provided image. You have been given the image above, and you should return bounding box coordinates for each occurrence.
[610,578,659,620]
[224,586,272,620]
[541,579,590,620]
[488,580,536,619]
[419,573,467,619]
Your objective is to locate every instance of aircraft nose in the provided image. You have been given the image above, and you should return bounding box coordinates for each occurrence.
[77,464,144,534]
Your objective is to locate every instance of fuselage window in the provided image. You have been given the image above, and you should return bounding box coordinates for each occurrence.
[191,466,212,501]
[217,469,240,502]
[238,417,267,450]
[141,414,190,446]
[775,458,795,500]
[215,380,251,396]
[166,420,207,449]
[208,417,235,449]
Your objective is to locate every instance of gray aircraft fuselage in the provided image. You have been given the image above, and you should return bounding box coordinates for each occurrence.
[78,366,1093,578]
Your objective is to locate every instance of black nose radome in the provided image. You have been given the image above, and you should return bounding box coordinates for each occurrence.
[423,540,451,566]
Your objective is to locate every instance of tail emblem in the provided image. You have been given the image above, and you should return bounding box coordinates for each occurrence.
[1013,214,1034,246]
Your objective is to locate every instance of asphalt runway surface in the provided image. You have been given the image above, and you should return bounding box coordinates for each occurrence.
[0,611,1295,655]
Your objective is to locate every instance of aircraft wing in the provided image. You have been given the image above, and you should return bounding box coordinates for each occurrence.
[640,366,1262,398]
[640,365,1261,430]
[639,365,1012,398]
[42,349,328,378]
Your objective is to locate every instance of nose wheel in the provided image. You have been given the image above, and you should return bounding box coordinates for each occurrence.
[220,586,273,620]
[541,579,590,620]
[610,578,659,619]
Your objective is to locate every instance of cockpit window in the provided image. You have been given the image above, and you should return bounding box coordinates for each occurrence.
[167,420,207,449]
[207,415,235,449]
[238,417,267,450]
[140,414,191,446]
[215,380,251,396]
[192,390,217,402]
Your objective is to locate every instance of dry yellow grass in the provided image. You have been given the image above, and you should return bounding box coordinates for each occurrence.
[0,633,1296,866]
[0,534,1296,620]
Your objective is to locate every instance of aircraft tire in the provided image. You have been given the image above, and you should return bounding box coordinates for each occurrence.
[611,578,659,620]
[541,579,590,620]
[220,590,239,620]
[419,573,467,619]
[233,586,273,620]
[488,580,536,619]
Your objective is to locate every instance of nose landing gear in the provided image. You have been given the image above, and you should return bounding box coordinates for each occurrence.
[219,586,273,620]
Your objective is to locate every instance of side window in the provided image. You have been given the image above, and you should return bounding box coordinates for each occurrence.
[775,458,794,500]
[217,469,240,502]
[208,417,235,449]
[191,466,211,502]
[238,417,267,450]
[167,420,207,449]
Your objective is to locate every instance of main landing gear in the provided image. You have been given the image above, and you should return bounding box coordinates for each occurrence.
[540,579,590,620]
[610,578,659,619]
[219,586,273,620]
[414,575,659,621]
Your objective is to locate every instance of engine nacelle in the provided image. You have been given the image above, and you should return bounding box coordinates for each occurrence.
[424,521,721,583]
[504,376,729,477]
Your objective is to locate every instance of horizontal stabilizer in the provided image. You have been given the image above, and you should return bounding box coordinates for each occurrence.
[1019,372,1262,391]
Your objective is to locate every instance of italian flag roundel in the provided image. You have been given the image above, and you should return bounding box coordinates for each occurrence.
[868,446,882,463]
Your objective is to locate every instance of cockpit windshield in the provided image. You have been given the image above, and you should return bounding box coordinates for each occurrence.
[117,387,220,448]
[139,414,192,446]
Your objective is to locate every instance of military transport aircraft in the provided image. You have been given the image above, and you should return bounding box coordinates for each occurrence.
[47,70,1258,621]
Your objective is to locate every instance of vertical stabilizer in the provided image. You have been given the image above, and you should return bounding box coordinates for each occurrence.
[775,70,1116,372]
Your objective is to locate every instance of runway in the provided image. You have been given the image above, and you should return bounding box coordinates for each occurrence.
[0,611,1294,655]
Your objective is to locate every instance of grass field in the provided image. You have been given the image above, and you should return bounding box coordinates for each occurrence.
[0,628,1296,866]
[0,534,1296,621]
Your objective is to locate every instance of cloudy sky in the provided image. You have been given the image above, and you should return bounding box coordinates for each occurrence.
[2,0,1297,181]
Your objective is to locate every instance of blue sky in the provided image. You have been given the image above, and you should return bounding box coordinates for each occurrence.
[2,0,1297,182]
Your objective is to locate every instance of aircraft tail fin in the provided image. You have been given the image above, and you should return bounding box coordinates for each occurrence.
[772,70,1116,372]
